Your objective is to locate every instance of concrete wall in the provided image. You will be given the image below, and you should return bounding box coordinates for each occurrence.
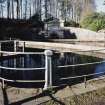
[63,27,105,41]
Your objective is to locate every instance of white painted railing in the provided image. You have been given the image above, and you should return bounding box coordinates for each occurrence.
[0,40,105,90]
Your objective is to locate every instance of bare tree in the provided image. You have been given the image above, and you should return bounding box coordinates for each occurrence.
[24,0,27,19]
[11,0,14,19]
[0,0,95,21]
[7,0,10,18]
[20,0,23,19]
[0,2,4,18]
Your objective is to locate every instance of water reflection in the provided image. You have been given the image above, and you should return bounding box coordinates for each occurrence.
[0,52,104,86]
[95,59,105,77]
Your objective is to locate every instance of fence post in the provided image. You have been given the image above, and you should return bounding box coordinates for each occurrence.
[0,42,1,56]
[0,42,1,51]
[84,76,87,88]
[14,41,17,68]
[9,37,12,40]
[2,79,5,89]
[0,42,2,75]
[22,42,25,79]
[22,42,25,66]
[22,41,25,52]
[44,50,53,90]
[14,40,17,52]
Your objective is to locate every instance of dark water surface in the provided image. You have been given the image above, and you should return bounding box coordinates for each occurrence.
[0,48,104,87]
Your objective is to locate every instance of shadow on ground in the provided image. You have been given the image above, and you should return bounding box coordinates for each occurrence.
[2,85,67,105]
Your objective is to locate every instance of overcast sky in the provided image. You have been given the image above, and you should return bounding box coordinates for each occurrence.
[95,0,105,12]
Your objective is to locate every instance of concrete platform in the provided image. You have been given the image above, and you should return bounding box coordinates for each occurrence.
[19,41,105,58]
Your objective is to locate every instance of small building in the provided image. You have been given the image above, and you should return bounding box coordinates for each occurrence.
[44,18,64,30]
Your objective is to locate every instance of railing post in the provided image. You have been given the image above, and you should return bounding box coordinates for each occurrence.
[22,42,25,66]
[84,76,87,88]
[0,42,1,56]
[0,42,1,51]
[2,79,5,89]
[14,40,17,68]
[14,40,17,52]
[22,42,25,79]
[44,50,53,90]
[22,41,25,52]
[9,37,12,41]
[0,42,2,74]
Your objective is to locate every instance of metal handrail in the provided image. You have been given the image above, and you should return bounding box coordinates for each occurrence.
[0,40,46,88]
[0,68,104,84]
[60,71,105,80]
[0,51,44,55]
[0,76,45,83]
[0,65,45,71]
[0,40,14,43]
[1,40,105,89]
[1,40,105,54]
[57,60,105,68]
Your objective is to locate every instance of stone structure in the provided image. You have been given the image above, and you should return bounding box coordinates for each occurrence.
[62,27,105,41]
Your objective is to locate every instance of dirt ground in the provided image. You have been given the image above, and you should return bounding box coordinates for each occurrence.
[1,77,105,105]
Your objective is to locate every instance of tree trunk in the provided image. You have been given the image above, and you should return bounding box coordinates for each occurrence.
[12,0,14,19]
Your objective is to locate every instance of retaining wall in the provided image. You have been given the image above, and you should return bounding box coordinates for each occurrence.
[63,27,105,41]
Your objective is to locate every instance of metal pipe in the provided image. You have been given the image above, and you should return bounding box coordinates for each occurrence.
[44,50,53,90]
